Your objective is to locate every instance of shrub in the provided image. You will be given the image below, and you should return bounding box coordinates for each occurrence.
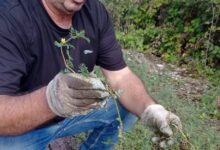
[102,0,220,80]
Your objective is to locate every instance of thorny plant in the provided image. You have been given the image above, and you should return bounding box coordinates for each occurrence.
[54,27,124,148]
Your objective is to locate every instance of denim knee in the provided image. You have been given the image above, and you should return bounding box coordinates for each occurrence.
[110,99,138,132]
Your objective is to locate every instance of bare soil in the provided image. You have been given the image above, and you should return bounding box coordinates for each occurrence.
[125,50,208,101]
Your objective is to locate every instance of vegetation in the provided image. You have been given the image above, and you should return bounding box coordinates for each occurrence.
[102,0,220,84]
[98,0,220,149]
[54,28,125,148]
[120,54,220,149]
[101,0,220,124]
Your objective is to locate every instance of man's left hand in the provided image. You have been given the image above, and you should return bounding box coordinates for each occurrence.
[141,104,182,148]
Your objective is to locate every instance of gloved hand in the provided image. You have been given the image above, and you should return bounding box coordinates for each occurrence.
[141,104,182,148]
[46,72,110,117]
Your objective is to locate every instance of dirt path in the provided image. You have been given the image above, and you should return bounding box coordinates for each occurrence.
[125,50,208,101]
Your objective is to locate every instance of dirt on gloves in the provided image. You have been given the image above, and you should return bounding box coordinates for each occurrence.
[141,104,182,148]
[46,72,110,117]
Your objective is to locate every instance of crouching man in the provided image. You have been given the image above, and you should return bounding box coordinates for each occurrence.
[0,0,181,149]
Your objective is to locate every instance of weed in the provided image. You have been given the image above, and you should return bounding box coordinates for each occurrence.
[54,27,125,148]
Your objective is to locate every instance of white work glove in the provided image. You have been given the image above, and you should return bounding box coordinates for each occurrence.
[141,104,182,148]
[46,72,110,117]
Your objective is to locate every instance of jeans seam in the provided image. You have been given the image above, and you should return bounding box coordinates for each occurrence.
[55,119,111,138]
[88,128,106,150]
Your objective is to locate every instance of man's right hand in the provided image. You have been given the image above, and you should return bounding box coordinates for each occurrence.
[46,72,110,117]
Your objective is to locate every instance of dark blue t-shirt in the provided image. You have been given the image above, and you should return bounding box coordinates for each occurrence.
[0,0,126,95]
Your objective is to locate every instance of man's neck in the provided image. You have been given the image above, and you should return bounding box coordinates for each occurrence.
[42,0,73,29]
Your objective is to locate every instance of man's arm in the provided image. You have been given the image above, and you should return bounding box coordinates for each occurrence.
[102,66,155,117]
[0,87,56,136]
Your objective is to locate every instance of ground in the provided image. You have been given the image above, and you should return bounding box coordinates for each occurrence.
[48,49,219,150]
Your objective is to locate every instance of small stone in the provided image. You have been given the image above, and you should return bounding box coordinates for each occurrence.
[156,64,164,69]
[151,137,160,143]
[167,139,174,146]
[159,140,167,148]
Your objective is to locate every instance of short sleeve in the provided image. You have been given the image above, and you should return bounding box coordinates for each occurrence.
[96,2,126,71]
[0,14,27,95]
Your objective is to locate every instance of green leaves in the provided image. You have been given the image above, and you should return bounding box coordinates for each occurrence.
[79,64,90,78]
[54,41,62,48]
[105,0,220,84]
[54,27,91,74]
[70,27,90,43]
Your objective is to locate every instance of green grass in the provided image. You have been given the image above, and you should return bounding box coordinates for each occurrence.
[113,54,220,150]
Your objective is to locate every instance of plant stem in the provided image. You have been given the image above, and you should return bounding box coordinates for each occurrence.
[205,0,215,65]
[106,85,124,149]
[113,98,124,149]
[172,124,196,150]
[113,99,123,135]
[60,46,75,73]
[58,28,125,149]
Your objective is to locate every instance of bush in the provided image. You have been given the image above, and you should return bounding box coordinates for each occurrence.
[102,0,220,81]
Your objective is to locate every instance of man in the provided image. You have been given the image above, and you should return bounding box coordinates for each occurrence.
[0,0,181,149]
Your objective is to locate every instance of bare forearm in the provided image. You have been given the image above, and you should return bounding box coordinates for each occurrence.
[117,72,155,116]
[103,67,155,117]
[0,87,56,135]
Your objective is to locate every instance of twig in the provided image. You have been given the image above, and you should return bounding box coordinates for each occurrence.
[205,0,215,65]
[106,84,124,149]
[172,124,196,150]
[60,46,75,73]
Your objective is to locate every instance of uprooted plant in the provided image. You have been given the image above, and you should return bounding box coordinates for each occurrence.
[54,27,124,147]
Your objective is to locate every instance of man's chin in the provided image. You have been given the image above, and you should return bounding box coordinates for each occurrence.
[65,9,79,15]
[64,5,83,14]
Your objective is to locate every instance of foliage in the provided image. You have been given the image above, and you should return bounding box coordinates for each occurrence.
[79,64,90,78]
[54,27,90,73]
[55,27,125,146]
[201,85,220,120]
[102,0,220,84]
[114,53,220,149]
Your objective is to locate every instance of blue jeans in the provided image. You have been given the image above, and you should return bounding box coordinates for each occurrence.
[0,98,137,150]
